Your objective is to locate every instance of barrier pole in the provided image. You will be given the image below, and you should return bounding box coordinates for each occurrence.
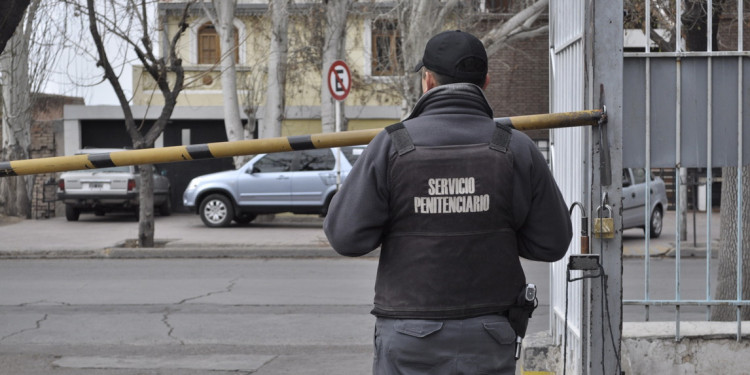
[0,109,604,177]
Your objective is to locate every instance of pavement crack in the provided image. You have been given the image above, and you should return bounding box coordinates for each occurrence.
[162,308,185,345]
[0,313,48,342]
[176,277,240,305]
[19,300,70,307]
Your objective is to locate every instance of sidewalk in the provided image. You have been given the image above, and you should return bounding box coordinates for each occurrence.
[0,210,721,259]
[0,213,340,259]
[622,209,721,258]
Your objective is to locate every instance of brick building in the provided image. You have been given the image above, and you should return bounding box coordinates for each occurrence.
[1,94,84,219]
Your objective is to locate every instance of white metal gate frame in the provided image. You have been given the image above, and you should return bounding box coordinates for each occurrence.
[549,0,624,373]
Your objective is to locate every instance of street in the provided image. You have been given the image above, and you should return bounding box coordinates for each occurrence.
[0,255,716,375]
[0,211,721,374]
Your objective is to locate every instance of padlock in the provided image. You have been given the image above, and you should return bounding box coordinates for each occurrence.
[593,205,615,239]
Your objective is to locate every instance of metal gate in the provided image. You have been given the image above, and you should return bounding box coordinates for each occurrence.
[621,0,749,341]
[549,0,623,373]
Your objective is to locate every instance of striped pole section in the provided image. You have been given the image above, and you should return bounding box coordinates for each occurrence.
[0,109,604,177]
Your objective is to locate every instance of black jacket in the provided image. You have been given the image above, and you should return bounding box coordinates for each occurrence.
[324,83,572,318]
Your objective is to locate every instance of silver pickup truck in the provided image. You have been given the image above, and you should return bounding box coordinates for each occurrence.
[57,149,172,221]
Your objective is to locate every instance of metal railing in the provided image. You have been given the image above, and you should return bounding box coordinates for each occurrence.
[622,0,748,341]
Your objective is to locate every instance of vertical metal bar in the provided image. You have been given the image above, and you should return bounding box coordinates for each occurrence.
[706,55,713,320]
[643,0,652,323]
[707,0,713,52]
[744,0,745,51]
[736,0,744,342]
[736,53,744,342]
[674,57,682,341]
[676,0,682,52]
[645,56,652,322]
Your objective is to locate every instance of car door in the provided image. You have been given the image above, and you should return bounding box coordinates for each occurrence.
[236,151,296,207]
[291,148,338,206]
[622,168,647,229]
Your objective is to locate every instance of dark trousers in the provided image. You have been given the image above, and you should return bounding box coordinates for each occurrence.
[373,314,516,375]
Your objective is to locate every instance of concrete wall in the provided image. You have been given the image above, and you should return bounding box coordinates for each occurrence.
[520,322,750,374]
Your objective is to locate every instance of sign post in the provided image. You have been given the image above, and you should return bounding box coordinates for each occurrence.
[327,60,351,189]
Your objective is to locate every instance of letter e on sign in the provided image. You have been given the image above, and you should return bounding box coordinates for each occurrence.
[327,60,351,101]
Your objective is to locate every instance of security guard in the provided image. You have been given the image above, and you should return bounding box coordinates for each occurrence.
[324,30,572,375]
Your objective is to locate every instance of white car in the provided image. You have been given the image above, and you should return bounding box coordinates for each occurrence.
[622,168,668,238]
[57,149,172,221]
[183,147,364,227]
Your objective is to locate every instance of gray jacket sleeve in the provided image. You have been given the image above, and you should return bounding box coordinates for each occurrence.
[511,131,573,262]
[323,131,391,256]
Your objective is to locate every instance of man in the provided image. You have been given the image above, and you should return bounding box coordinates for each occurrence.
[324,30,572,375]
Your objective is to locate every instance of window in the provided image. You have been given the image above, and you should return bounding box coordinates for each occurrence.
[341,146,365,165]
[484,0,513,12]
[632,168,647,184]
[197,24,239,65]
[253,152,295,173]
[371,20,401,76]
[298,149,336,171]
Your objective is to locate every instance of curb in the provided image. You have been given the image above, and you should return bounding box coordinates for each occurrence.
[0,246,381,259]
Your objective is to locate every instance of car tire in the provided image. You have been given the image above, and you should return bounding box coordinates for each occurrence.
[320,193,335,217]
[65,204,80,221]
[649,207,663,238]
[234,213,257,225]
[200,194,234,227]
[159,195,172,217]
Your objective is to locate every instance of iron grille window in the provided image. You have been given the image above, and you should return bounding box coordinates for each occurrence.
[371,20,402,76]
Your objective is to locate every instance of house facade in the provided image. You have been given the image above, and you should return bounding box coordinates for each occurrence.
[63,0,551,211]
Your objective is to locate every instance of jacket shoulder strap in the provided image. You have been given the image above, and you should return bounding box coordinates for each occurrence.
[490,119,513,153]
[385,122,415,156]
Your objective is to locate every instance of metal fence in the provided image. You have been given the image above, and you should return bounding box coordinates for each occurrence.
[549,0,587,372]
[622,0,749,340]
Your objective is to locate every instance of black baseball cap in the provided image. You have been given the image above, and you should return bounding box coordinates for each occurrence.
[413,30,488,81]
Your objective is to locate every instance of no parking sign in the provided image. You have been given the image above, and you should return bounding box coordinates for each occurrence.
[327,60,351,101]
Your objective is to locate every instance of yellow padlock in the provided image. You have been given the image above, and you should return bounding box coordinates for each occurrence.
[593,205,615,239]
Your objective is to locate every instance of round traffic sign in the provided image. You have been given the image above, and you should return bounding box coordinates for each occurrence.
[327,60,351,101]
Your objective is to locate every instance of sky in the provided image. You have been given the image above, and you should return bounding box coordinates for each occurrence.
[39,1,148,106]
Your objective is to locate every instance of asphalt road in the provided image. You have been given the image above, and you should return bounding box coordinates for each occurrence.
[0,255,718,375]
[0,211,722,374]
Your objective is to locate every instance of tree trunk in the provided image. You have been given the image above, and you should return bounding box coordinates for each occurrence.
[262,0,288,139]
[84,0,190,247]
[320,0,349,133]
[0,5,34,218]
[210,0,247,167]
[711,166,750,320]
[137,164,155,248]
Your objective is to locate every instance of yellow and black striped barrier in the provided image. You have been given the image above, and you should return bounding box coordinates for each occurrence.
[0,109,604,177]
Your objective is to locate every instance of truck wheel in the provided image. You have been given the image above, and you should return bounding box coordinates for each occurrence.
[65,204,80,221]
[159,195,172,217]
[200,194,234,227]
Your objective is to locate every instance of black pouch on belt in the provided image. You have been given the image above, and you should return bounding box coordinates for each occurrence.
[507,283,538,339]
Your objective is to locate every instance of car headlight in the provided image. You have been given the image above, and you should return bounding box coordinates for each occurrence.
[187,178,201,190]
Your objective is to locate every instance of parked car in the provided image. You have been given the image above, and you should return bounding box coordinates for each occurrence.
[622,168,668,238]
[57,148,172,221]
[183,146,365,227]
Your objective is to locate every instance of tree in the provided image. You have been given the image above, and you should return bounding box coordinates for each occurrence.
[78,0,193,247]
[261,0,289,139]
[201,0,248,167]
[0,0,40,218]
[713,166,750,320]
[320,0,351,133]
[366,0,550,116]
[0,0,31,54]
